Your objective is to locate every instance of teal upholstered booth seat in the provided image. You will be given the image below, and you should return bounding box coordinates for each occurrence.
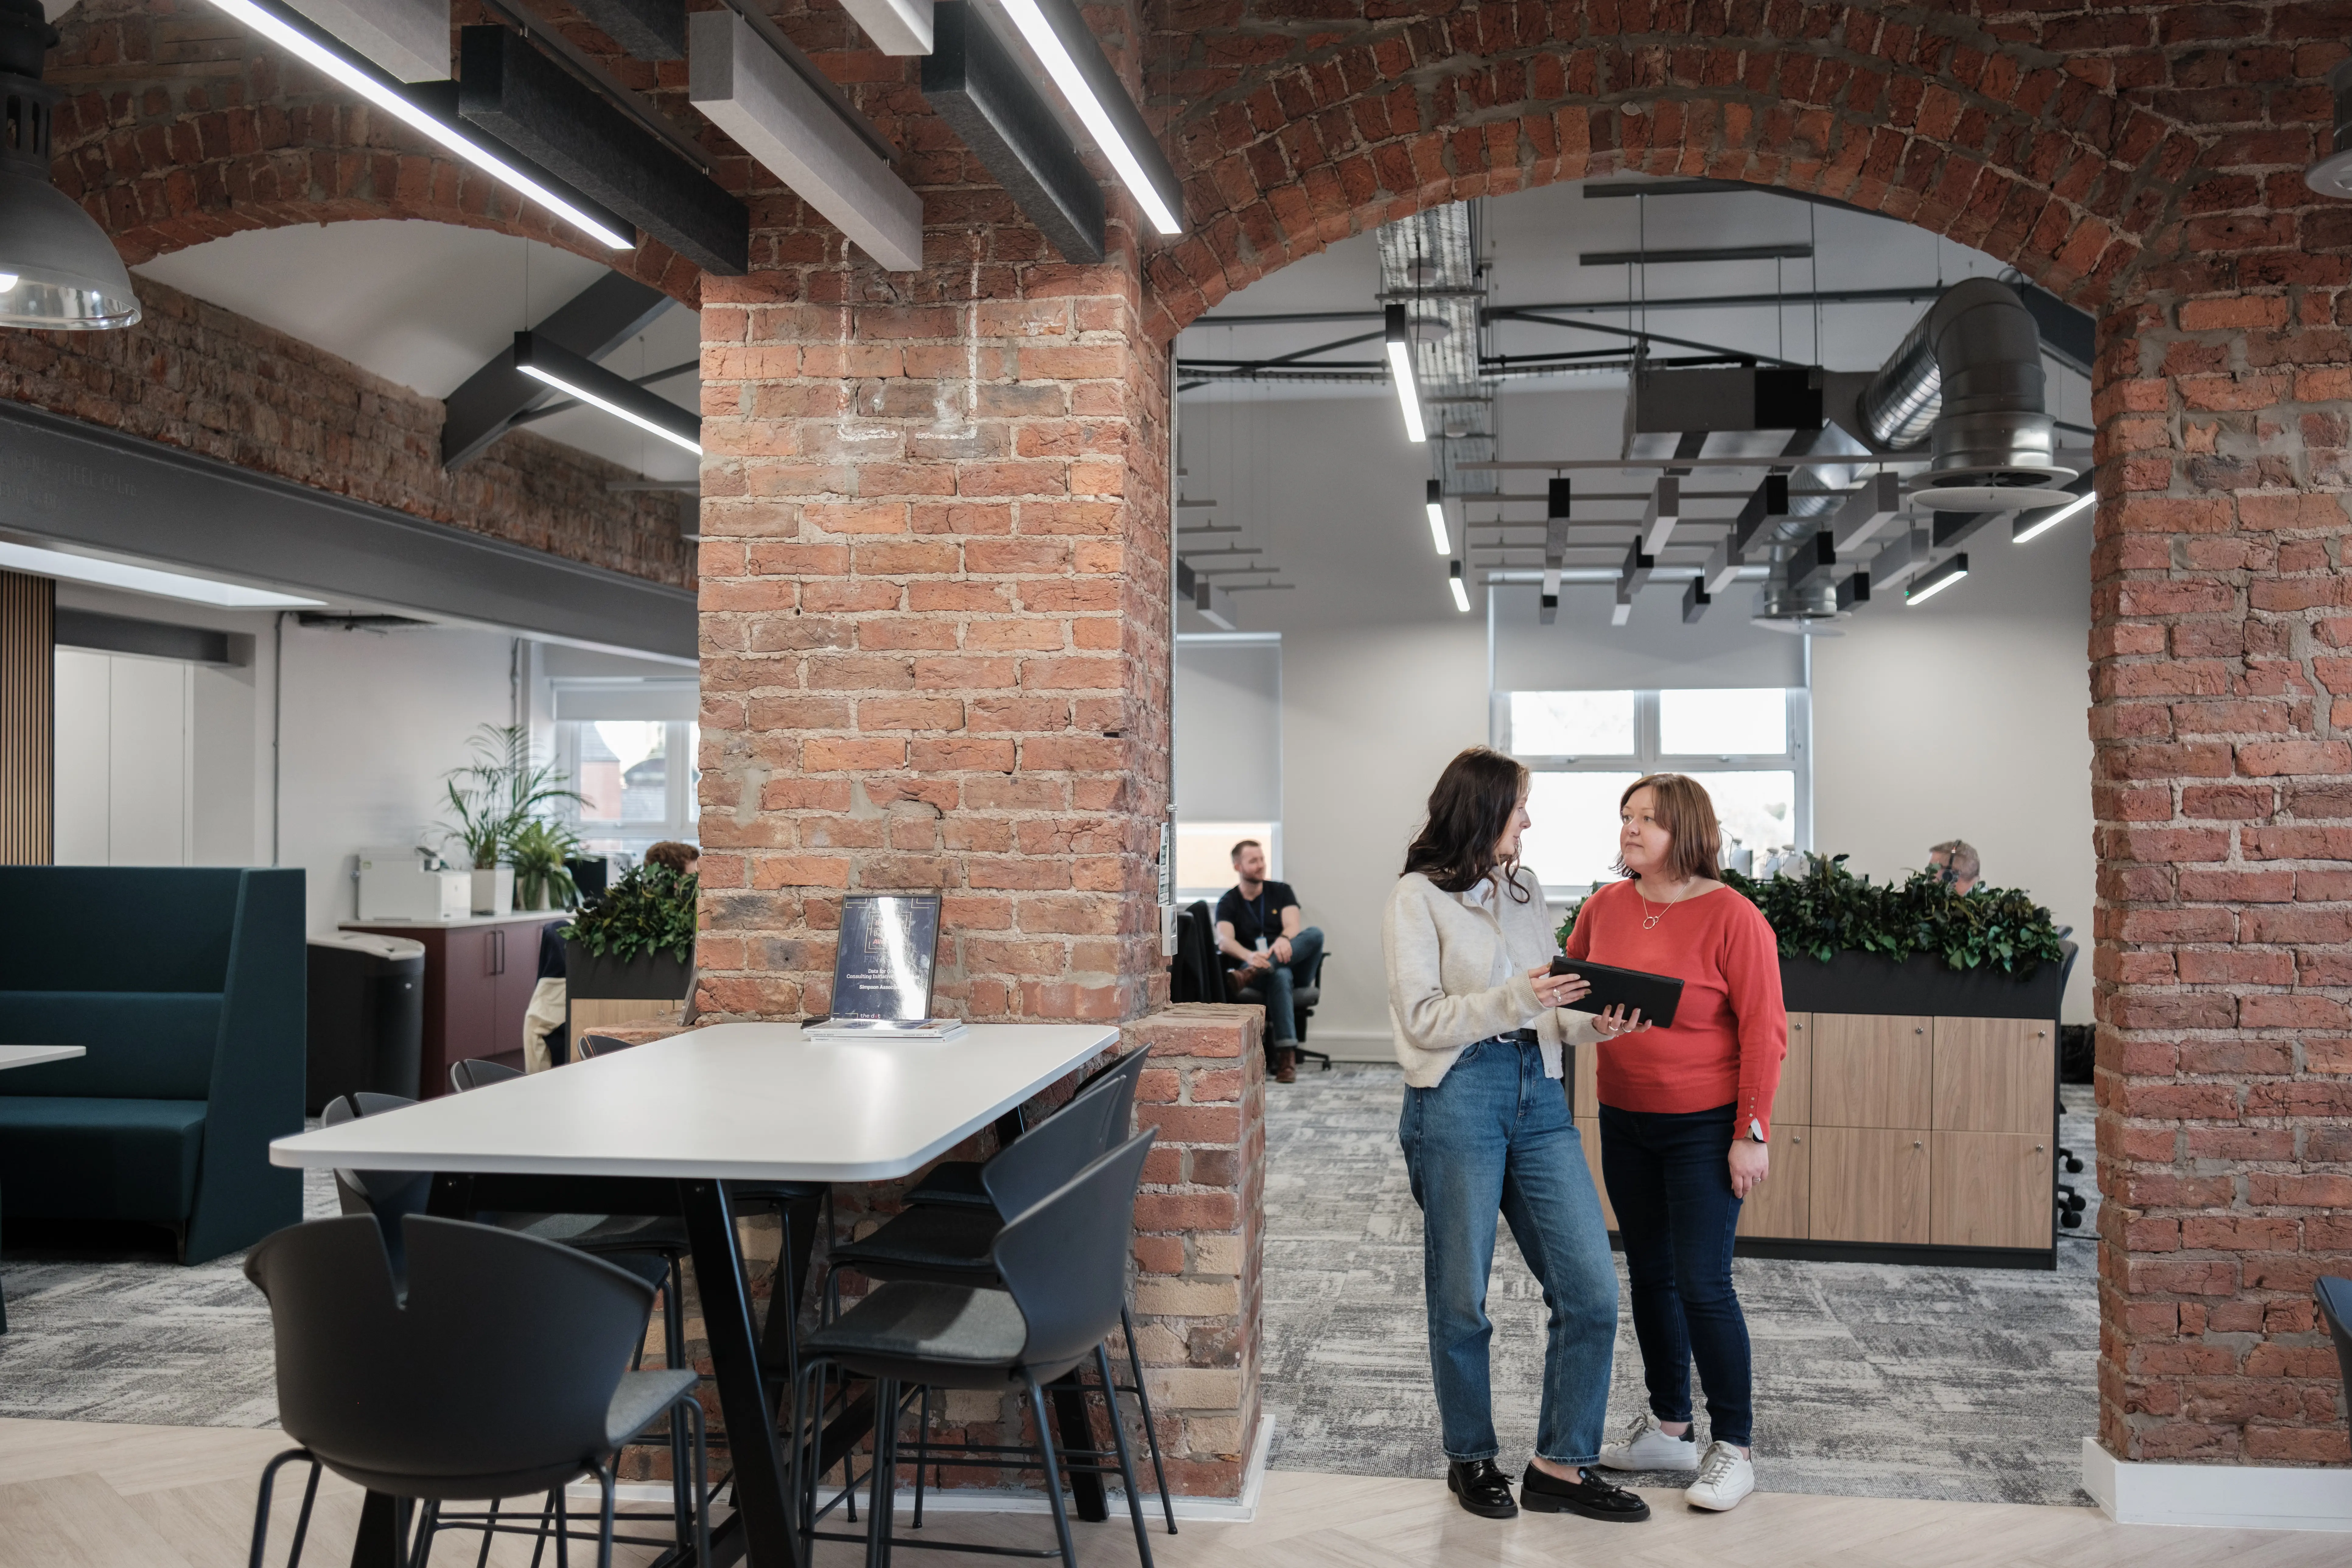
[0,868,304,1263]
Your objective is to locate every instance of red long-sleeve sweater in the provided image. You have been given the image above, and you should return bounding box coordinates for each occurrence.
[1561,879,1788,1138]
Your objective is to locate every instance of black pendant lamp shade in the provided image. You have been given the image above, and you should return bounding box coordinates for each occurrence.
[0,0,139,330]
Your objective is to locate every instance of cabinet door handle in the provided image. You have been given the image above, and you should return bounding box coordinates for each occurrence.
[1913,1139,1923,1149]
[1791,1134,1803,1145]
[2035,1144,2046,1153]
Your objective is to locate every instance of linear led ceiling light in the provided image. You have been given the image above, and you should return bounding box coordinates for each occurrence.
[1448,560,1470,614]
[201,0,635,250]
[1425,480,1449,554]
[993,0,1184,234]
[2013,486,2094,544]
[513,331,702,454]
[1906,552,1968,605]
[1386,305,1427,443]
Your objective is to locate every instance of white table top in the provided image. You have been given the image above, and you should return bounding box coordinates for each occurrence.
[269,1021,1119,1183]
[0,1045,86,1071]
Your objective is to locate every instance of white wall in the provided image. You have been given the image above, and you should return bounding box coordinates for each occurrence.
[1812,521,2096,1022]
[1277,618,1490,1049]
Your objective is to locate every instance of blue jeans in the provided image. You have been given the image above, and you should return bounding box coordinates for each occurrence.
[1399,1037,1618,1465]
[1253,925,1323,1046]
[1598,1102,1753,1447]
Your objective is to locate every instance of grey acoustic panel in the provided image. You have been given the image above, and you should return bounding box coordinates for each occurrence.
[0,400,695,662]
[922,3,1103,264]
[441,272,672,470]
[569,0,685,59]
[458,26,748,274]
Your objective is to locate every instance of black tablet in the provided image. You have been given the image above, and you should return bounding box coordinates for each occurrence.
[1548,958,1685,1029]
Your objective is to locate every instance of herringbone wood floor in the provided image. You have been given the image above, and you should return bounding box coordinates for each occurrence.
[0,1417,2337,1568]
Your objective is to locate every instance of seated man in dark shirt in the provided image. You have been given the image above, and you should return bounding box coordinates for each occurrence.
[1214,839,1324,1083]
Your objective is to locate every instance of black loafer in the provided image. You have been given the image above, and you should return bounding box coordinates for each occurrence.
[1519,1462,1650,1522]
[1446,1458,1517,1519]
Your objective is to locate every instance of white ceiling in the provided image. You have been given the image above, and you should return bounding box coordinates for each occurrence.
[1174,176,2096,635]
[131,219,702,481]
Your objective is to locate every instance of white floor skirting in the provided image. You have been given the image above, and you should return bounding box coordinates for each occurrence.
[2083,1437,2352,1531]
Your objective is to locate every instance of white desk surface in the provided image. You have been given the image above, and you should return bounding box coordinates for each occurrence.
[269,1021,1119,1183]
[0,1045,85,1071]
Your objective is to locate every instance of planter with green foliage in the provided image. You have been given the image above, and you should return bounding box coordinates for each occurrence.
[1559,854,2075,1018]
[564,863,697,999]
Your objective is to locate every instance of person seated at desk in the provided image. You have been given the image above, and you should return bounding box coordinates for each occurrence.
[645,841,700,877]
[1215,839,1324,1084]
[1927,839,1979,894]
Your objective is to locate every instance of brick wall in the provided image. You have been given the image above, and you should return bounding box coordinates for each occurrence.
[1,272,695,588]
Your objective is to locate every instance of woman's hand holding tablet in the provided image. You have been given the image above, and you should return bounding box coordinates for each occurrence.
[1546,957,1685,1030]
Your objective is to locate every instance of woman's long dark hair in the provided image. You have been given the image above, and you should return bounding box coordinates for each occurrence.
[1402,747,1532,901]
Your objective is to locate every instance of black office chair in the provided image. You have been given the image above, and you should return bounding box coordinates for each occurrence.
[904,1047,1144,1211]
[244,1215,709,1568]
[1228,948,1332,1073]
[793,1131,1160,1568]
[576,1033,632,1060]
[824,1050,1175,1534]
[449,1057,523,1093]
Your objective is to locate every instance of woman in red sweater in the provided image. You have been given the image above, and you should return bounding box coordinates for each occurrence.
[1559,773,1785,1514]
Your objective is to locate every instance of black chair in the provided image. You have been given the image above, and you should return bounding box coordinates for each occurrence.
[825,1050,1175,1533]
[448,1057,522,1093]
[1227,948,1332,1073]
[793,1131,1160,1568]
[244,1215,708,1568]
[576,1033,632,1060]
[905,1047,1145,1211]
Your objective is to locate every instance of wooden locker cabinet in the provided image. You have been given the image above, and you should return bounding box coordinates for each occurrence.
[1931,1132,2053,1248]
[1932,1018,2054,1133]
[1811,1013,1933,1129]
[1809,1126,1931,1245]
[1777,1013,1812,1127]
[1736,1123,1811,1239]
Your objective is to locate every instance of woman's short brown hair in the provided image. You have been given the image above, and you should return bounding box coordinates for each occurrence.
[1615,773,1721,882]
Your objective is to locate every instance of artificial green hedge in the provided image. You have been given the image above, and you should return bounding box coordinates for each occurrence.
[1557,853,2068,977]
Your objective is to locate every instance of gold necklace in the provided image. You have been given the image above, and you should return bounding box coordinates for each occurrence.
[1637,879,1692,931]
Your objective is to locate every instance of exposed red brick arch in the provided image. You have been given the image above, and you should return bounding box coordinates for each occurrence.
[45,0,701,305]
[1134,2,2262,340]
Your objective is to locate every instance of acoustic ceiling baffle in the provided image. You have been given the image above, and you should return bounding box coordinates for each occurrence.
[689,8,923,273]
[922,2,1104,264]
[283,0,449,80]
[568,0,685,59]
[839,0,933,54]
[458,24,749,274]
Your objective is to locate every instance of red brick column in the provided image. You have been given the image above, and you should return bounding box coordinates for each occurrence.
[2093,269,2352,1457]
[692,263,1172,1021]
[1123,1004,1266,1496]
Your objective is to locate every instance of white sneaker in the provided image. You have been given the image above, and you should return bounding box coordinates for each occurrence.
[1596,1412,1700,1472]
[1684,1440,1755,1511]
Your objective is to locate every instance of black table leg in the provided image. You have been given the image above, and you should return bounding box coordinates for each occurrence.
[1048,1372,1109,1522]
[347,1490,402,1567]
[681,1178,803,1568]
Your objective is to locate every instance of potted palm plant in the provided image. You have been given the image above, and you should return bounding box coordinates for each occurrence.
[509,818,583,911]
[437,725,583,915]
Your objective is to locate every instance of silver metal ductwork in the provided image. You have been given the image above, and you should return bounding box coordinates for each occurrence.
[1857,277,2070,494]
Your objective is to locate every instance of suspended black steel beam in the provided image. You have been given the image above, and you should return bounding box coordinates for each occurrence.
[1490,307,1805,368]
[458,24,749,273]
[440,272,673,469]
[922,2,1102,264]
[1580,243,1814,266]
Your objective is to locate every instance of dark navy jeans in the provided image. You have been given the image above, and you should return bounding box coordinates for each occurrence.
[1399,1036,1617,1466]
[1253,925,1323,1046]
[1598,1101,1754,1447]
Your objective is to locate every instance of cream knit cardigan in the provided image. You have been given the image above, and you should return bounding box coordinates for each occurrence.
[1382,869,1587,1087]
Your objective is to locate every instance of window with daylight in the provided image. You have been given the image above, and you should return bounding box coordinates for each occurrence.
[1498,687,1808,894]
[553,719,701,862]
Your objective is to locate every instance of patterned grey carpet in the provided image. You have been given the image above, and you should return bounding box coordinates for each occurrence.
[1261,1065,2101,1506]
[0,1162,338,1426]
[0,1082,2102,1511]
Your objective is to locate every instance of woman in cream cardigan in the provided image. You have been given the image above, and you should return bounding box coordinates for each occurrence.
[1381,746,1647,1527]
